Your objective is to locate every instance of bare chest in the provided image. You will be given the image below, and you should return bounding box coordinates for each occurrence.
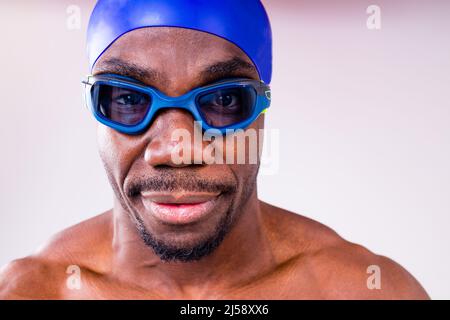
[59,267,324,300]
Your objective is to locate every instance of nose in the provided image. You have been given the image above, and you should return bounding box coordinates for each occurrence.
[143,109,206,167]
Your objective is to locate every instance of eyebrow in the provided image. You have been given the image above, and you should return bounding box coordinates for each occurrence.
[94,58,160,84]
[94,56,258,87]
[199,57,258,85]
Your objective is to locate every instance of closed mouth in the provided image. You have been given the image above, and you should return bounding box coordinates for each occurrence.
[140,191,221,225]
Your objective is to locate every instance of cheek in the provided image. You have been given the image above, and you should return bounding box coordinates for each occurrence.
[97,125,119,168]
[231,117,264,189]
[210,115,265,165]
[226,162,259,210]
[97,125,141,180]
[215,117,264,196]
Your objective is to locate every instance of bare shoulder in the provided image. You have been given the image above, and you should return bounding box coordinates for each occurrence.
[0,256,65,299]
[0,211,112,299]
[307,240,430,299]
[260,201,430,300]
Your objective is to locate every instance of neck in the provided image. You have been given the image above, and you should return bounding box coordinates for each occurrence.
[110,191,276,297]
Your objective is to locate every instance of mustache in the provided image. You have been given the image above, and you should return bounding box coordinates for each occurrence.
[125,172,237,198]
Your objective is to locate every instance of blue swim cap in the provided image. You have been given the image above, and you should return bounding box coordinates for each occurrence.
[87,0,272,84]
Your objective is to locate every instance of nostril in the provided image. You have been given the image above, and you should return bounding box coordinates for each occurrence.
[142,108,206,167]
[144,138,191,167]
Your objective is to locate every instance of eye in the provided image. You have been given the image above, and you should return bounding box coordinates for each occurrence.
[213,92,237,107]
[114,93,148,106]
[199,88,242,112]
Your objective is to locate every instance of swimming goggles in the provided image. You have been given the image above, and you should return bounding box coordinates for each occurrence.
[82,74,271,135]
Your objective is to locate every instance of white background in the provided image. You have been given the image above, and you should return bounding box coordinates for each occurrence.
[0,0,449,299]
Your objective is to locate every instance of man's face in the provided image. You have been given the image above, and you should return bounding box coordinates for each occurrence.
[93,28,264,262]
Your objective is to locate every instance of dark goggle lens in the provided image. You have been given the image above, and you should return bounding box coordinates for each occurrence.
[91,84,151,126]
[197,86,257,128]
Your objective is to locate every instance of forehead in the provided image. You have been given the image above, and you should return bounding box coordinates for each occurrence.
[93,27,259,93]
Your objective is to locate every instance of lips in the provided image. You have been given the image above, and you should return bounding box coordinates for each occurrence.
[140,191,220,225]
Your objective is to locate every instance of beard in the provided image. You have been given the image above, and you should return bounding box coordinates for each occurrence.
[123,167,254,263]
[133,205,235,262]
[102,158,258,263]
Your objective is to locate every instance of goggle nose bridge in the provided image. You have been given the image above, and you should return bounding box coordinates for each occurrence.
[150,89,198,108]
[145,91,201,122]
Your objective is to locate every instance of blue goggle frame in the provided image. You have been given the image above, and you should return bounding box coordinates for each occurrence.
[82,74,271,135]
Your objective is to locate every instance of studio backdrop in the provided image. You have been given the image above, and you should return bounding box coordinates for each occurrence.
[0,0,449,299]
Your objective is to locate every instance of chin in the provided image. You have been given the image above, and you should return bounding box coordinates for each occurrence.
[133,204,235,262]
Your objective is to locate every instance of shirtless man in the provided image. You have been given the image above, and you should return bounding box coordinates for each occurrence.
[0,0,429,299]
